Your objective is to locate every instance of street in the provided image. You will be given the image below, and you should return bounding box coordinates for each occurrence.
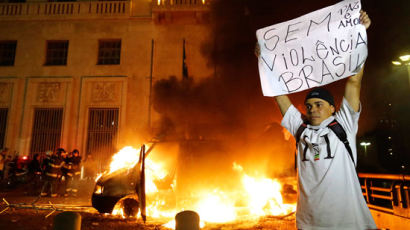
[0,184,295,230]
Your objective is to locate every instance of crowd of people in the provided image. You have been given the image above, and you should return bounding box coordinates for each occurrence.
[0,147,95,198]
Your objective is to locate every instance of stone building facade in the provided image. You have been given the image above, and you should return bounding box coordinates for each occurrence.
[0,0,212,169]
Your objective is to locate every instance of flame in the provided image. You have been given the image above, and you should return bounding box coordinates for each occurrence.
[95,173,104,182]
[163,220,175,229]
[145,158,168,194]
[242,174,287,216]
[105,146,174,218]
[102,147,296,227]
[195,190,236,223]
[112,206,125,218]
[232,162,243,172]
[108,146,140,173]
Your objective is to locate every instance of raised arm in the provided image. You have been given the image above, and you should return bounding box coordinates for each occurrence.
[275,95,292,116]
[344,10,371,112]
[344,66,363,112]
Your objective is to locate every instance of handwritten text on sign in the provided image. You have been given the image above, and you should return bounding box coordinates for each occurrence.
[256,0,367,96]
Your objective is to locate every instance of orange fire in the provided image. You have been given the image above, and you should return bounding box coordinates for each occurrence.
[105,146,296,227]
[108,146,140,173]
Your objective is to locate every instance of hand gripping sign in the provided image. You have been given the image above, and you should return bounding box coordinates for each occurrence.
[256,0,367,96]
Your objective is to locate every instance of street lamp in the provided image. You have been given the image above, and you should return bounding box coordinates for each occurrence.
[399,55,410,62]
[392,53,410,87]
[360,142,371,157]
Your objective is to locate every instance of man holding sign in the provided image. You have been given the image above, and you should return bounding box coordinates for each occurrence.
[256,1,377,229]
[257,0,368,96]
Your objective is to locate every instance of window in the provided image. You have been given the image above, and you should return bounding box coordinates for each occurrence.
[0,41,17,66]
[30,108,63,157]
[86,108,119,172]
[45,40,69,66]
[98,40,121,65]
[0,108,8,149]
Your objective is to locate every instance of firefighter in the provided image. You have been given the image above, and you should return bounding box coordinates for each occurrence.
[26,154,42,195]
[41,150,52,172]
[40,148,65,197]
[67,149,82,197]
[59,150,71,196]
[63,151,74,197]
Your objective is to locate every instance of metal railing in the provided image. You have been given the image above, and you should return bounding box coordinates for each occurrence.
[358,173,410,218]
[0,0,211,18]
[153,0,210,10]
[0,1,129,17]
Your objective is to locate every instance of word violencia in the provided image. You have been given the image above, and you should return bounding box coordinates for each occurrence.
[260,31,367,93]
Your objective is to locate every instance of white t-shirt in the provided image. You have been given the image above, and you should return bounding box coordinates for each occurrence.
[282,98,376,230]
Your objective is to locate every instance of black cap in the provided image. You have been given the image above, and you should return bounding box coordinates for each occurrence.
[305,87,335,106]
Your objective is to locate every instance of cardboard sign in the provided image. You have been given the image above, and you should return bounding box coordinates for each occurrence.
[256,0,367,96]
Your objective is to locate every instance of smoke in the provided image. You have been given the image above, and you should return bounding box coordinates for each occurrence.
[149,0,410,199]
[152,0,410,179]
[151,0,335,182]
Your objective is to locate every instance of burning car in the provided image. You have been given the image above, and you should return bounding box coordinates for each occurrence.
[91,145,147,220]
[90,142,297,225]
